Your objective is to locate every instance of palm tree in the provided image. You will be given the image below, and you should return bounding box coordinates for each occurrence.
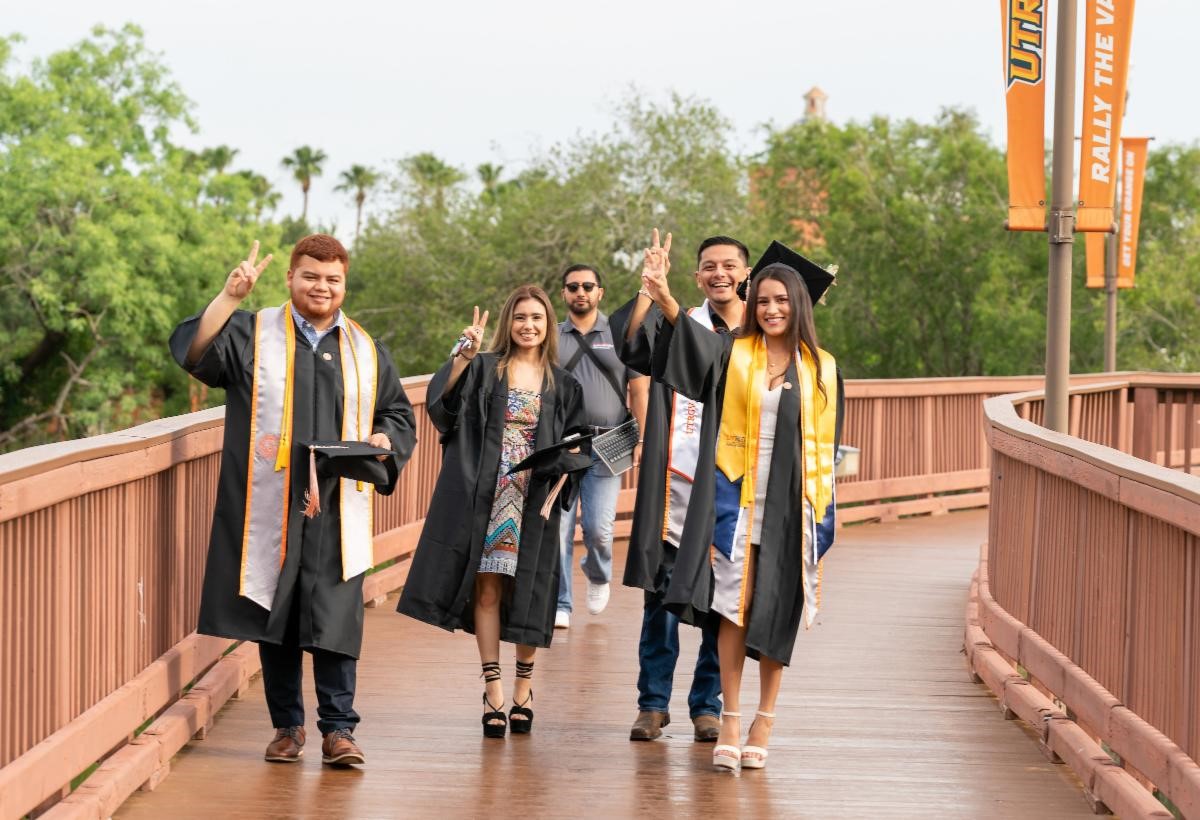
[403,152,465,211]
[238,171,281,221]
[202,145,239,175]
[335,164,380,242]
[281,145,328,221]
[477,162,505,205]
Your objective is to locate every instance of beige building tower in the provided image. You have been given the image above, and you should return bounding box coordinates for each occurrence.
[803,87,828,122]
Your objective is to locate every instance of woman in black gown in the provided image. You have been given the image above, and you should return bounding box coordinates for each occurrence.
[398,285,588,737]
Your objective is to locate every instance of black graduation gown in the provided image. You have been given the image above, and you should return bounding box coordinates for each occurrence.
[608,297,728,593]
[169,310,417,658]
[397,353,589,648]
[650,311,844,666]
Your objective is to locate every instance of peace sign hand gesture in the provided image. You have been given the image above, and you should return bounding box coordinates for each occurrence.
[224,240,274,302]
[640,228,673,305]
[458,305,490,361]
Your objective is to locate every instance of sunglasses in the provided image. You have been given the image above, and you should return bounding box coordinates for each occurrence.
[564,282,598,293]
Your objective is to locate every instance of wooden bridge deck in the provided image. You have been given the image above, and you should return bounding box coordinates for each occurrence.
[117,511,1096,819]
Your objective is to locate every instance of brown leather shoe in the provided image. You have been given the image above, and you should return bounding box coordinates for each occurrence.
[264,726,305,762]
[629,711,670,741]
[692,713,721,742]
[321,729,365,766]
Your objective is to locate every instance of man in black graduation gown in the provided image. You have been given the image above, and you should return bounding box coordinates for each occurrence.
[170,235,416,766]
[608,231,749,742]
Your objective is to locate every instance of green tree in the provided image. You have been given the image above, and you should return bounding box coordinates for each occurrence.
[335,164,380,243]
[0,25,284,450]
[1105,144,1200,370]
[477,162,505,205]
[201,144,239,174]
[401,152,466,211]
[755,108,1050,377]
[281,145,327,221]
[349,93,749,375]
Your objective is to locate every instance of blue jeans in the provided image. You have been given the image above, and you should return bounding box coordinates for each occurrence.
[557,455,621,613]
[259,642,359,735]
[637,542,722,718]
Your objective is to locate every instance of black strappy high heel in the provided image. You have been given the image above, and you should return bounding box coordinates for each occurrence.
[481,661,507,738]
[509,659,534,734]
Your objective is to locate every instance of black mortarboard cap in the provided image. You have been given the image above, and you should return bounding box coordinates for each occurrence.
[303,440,399,490]
[507,434,594,476]
[737,240,836,303]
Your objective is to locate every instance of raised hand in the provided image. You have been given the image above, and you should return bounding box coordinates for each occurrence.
[641,228,673,305]
[224,240,273,301]
[458,305,490,360]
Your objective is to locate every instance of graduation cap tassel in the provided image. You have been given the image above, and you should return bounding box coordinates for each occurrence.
[540,474,569,520]
[303,445,321,518]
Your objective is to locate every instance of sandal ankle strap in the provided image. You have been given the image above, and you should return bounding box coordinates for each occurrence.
[720,710,742,717]
[756,710,776,718]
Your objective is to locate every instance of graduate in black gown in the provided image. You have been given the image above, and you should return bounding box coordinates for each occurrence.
[170,235,417,766]
[639,242,843,771]
[398,285,589,737]
[608,230,750,743]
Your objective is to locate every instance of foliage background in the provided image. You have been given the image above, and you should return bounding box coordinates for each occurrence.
[1,26,1197,450]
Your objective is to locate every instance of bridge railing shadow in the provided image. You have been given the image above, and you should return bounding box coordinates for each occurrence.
[970,373,1200,818]
[0,371,1193,817]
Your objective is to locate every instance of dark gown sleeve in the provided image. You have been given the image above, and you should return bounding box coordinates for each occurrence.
[551,374,593,508]
[370,340,419,495]
[168,309,256,388]
[609,296,661,376]
[426,354,483,435]
[650,310,730,402]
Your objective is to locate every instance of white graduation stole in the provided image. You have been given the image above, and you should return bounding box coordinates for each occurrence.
[241,303,378,610]
[662,302,717,543]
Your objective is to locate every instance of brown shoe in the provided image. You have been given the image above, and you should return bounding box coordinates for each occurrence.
[692,713,721,742]
[629,710,670,741]
[264,726,305,762]
[321,728,365,766]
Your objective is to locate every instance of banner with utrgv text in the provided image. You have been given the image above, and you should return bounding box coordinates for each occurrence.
[1077,0,1136,232]
[1002,0,1048,231]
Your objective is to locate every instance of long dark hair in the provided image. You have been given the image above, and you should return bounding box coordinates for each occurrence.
[737,263,826,402]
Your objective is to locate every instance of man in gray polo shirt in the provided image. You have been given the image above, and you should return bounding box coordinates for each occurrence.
[555,264,649,629]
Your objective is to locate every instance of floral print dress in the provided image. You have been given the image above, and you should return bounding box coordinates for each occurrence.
[479,388,541,576]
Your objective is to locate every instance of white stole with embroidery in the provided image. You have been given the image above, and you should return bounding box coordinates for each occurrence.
[241,303,378,610]
[662,302,717,545]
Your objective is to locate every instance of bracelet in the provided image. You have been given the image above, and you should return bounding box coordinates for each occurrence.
[638,288,652,299]
[637,439,644,444]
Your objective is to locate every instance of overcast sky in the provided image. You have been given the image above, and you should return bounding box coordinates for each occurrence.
[6,0,1196,243]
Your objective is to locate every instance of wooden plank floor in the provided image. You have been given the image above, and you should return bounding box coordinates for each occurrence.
[118,510,1096,819]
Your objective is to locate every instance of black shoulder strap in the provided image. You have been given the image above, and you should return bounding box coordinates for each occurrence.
[574,332,628,406]
[563,342,587,374]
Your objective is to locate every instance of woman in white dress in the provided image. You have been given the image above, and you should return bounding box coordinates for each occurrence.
[640,250,841,771]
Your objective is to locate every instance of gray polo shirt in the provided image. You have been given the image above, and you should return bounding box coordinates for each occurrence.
[557,312,635,428]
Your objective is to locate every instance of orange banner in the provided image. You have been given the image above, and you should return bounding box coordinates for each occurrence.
[1002,0,1047,231]
[1085,232,1108,288]
[1117,137,1148,288]
[1077,0,1136,232]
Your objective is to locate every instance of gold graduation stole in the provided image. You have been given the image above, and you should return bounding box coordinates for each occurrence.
[240,302,379,610]
[715,335,838,521]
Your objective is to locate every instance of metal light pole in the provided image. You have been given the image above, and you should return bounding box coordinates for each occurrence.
[1043,0,1079,433]
[1104,229,1118,371]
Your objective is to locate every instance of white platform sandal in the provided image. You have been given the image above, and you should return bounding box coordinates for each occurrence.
[712,711,742,771]
[740,711,775,769]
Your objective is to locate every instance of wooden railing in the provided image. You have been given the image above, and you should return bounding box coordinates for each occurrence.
[968,374,1200,818]
[2,370,1196,818]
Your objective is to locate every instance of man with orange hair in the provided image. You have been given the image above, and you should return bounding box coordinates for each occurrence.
[170,234,416,766]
